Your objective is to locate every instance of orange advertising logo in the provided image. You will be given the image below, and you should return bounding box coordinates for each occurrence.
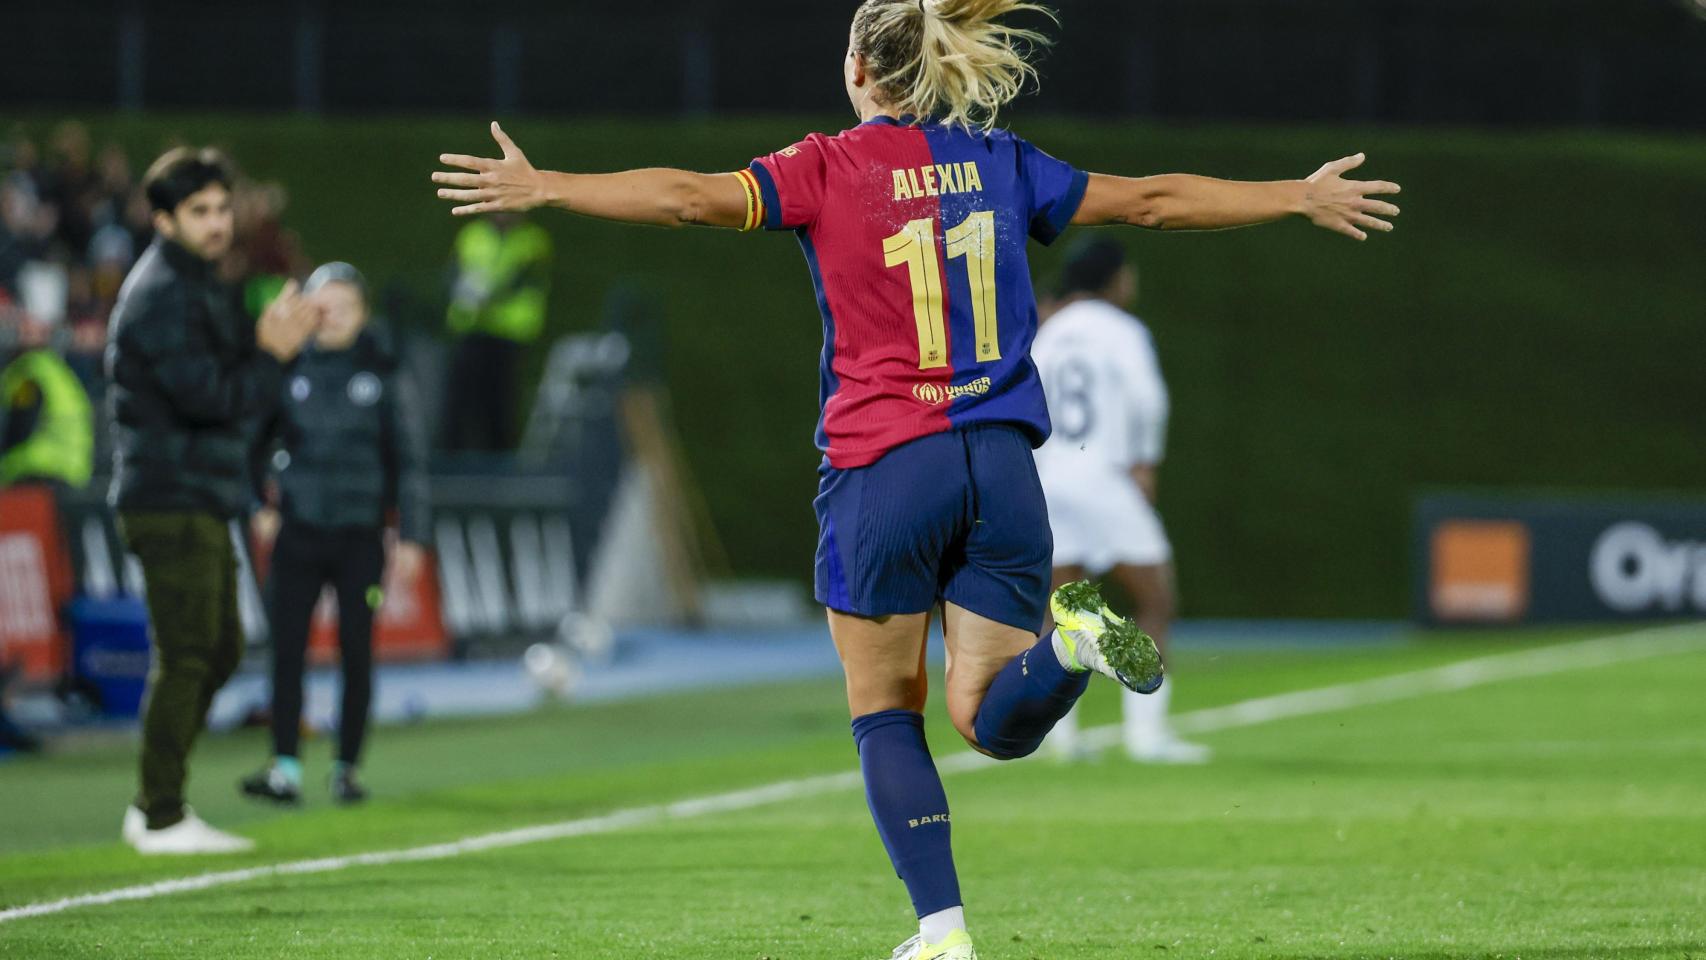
[1430,520,1531,622]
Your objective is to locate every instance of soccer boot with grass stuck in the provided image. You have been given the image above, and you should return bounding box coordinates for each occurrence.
[886,930,976,960]
[1050,580,1164,694]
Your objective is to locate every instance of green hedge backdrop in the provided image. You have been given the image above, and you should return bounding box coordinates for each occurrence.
[26,115,1705,617]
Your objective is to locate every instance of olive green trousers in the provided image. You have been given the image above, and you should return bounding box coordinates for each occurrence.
[119,511,244,830]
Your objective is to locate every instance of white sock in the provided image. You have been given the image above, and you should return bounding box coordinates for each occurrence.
[1123,679,1171,748]
[1050,701,1082,757]
[1050,629,1087,672]
[919,906,966,944]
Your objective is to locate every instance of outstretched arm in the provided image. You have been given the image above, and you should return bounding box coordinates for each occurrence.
[433,122,751,229]
[1072,153,1402,241]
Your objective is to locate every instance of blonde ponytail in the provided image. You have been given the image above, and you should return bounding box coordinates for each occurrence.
[852,0,1055,131]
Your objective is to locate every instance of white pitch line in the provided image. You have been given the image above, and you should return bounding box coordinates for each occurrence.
[1079,620,1706,752]
[3,622,1701,925]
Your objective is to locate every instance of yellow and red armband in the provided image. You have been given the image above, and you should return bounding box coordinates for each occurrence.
[731,168,767,232]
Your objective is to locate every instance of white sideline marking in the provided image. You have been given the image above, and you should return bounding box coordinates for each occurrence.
[1079,621,1706,752]
[4,622,1701,924]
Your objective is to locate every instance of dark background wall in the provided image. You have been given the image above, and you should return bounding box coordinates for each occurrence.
[5,1,1704,128]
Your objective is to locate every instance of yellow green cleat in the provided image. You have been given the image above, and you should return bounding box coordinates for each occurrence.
[1050,580,1164,694]
[886,929,976,960]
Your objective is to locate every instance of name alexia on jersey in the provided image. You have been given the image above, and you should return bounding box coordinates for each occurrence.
[891,161,985,201]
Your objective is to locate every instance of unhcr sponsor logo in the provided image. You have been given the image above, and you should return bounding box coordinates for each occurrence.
[912,377,992,406]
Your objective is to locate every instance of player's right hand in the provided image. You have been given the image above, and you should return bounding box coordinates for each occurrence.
[433,122,547,216]
[1301,153,1402,242]
[256,280,318,361]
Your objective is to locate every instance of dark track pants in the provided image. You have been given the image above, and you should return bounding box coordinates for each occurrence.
[266,521,384,766]
[120,510,244,830]
[440,332,521,452]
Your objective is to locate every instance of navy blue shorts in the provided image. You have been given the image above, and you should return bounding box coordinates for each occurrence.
[814,424,1052,635]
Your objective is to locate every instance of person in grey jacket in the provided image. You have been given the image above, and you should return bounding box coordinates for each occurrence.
[108,147,319,855]
[241,262,429,806]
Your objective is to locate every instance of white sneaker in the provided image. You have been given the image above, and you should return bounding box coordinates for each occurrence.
[1127,734,1212,765]
[121,805,146,845]
[127,807,255,855]
[886,930,976,960]
[1121,684,1208,763]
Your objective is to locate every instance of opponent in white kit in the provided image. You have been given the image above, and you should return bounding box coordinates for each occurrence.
[1033,239,1210,764]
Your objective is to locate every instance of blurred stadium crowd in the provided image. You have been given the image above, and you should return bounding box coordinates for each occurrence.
[0,121,566,478]
[0,122,309,462]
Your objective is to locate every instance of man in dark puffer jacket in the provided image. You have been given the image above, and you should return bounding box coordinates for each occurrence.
[106,147,318,854]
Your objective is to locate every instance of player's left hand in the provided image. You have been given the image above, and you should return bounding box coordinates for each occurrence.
[433,122,547,216]
[1302,153,1402,241]
[250,506,281,547]
[386,538,428,585]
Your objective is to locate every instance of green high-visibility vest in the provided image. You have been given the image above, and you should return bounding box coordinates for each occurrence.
[0,349,93,488]
[446,219,553,344]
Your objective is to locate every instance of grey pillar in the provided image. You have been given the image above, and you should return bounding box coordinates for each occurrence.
[294,0,325,114]
[493,21,522,114]
[117,0,145,112]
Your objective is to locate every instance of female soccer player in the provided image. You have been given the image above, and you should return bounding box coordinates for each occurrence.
[433,3,1399,956]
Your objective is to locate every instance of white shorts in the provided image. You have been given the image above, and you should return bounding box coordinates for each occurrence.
[1042,470,1172,573]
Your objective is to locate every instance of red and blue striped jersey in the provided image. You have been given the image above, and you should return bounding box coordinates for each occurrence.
[735,116,1088,469]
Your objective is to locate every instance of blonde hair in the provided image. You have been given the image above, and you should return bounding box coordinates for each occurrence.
[852,0,1055,131]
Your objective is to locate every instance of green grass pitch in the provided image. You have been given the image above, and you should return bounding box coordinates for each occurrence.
[2,624,1703,959]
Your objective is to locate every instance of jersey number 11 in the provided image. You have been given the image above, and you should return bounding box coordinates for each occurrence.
[883,211,1000,370]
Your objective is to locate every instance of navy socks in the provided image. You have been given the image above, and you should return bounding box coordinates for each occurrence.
[851,709,962,918]
[849,637,1087,918]
[971,632,1089,759]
